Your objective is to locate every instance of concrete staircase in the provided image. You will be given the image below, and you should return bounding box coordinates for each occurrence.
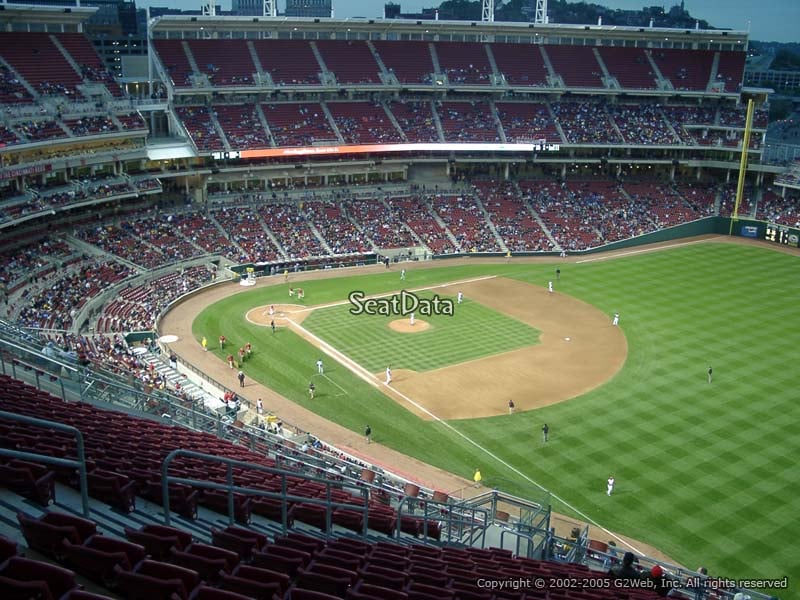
[489,100,507,143]
[49,36,84,81]
[472,191,508,252]
[320,101,345,144]
[255,212,289,261]
[424,198,461,251]
[707,52,721,91]
[515,182,561,251]
[593,48,620,89]
[206,212,248,258]
[603,105,625,142]
[378,197,429,251]
[645,50,673,90]
[301,209,335,255]
[539,46,565,88]
[0,56,39,100]
[309,41,336,85]
[381,101,408,141]
[431,101,446,142]
[547,101,568,144]
[181,41,201,76]
[208,108,232,152]
[255,104,277,147]
[428,42,442,76]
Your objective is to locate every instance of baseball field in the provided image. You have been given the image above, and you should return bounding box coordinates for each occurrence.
[172,238,799,595]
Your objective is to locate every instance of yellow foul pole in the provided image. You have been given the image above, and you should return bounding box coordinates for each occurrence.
[729,97,755,235]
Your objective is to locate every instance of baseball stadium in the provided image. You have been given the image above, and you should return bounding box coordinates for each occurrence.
[0,2,798,600]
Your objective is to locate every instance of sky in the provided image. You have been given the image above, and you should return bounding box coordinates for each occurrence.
[146,0,799,43]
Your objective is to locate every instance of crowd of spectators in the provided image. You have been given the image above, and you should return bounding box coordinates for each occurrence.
[386,100,439,143]
[64,115,117,136]
[0,237,73,289]
[98,265,212,333]
[552,102,622,144]
[214,104,271,150]
[175,105,225,152]
[212,203,281,263]
[472,181,552,252]
[78,221,168,269]
[388,195,457,254]
[263,103,338,148]
[125,214,205,263]
[303,201,372,255]
[0,64,33,105]
[260,202,326,259]
[15,258,133,330]
[437,101,499,142]
[607,104,676,145]
[347,197,419,249]
[756,190,800,227]
[429,193,501,252]
[328,102,403,145]
[521,180,605,250]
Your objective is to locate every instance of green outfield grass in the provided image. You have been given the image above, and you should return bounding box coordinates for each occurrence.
[301,291,540,372]
[193,243,800,595]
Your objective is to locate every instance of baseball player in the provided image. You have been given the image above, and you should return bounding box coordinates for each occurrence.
[400,268,406,281]
[268,305,275,316]
[308,381,315,399]
[316,359,324,374]
[508,399,515,414]
[707,366,713,383]
[612,313,619,326]
[384,366,392,385]
[218,335,225,349]
[548,281,553,294]
[201,336,208,352]
[457,291,463,304]
[271,319,276,334]
[607,476,615,496]
[227,354,235,369]
[256,398,263,415]
[409,312,415,326]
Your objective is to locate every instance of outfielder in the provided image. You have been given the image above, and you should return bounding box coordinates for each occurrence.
[385,366,392,385]
[316,359,324,374]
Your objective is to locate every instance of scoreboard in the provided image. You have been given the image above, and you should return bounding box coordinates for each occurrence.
[765,224,800,247]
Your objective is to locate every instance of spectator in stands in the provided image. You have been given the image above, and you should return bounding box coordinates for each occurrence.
[610,551,642,581]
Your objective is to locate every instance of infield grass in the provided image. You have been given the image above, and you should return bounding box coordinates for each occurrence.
[302,291,540,372]
[194,242,800,595]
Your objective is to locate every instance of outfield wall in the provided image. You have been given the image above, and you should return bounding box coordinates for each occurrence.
[432,217,799,260]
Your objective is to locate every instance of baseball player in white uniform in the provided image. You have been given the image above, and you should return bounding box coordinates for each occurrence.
[612,313,619,326]
[385,366,392,385]
[316,359,324,374]
[457,291,463,304]
[400,269,406,281]
[548,281,553,293]
[409,312,415,326]
[607,476,615,496]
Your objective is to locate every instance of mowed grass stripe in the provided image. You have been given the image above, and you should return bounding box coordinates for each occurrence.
[302,294,540,372]
[194,243,800,593]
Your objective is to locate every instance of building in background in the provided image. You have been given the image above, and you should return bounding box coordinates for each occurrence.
[285,0,332,18]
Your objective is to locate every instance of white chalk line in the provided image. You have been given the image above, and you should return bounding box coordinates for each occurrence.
[319,372,349,396]
[287,317,643,556]
[575,237,721,264]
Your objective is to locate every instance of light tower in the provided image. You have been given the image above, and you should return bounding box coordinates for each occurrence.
[534,0,548,24]
[482,0,494,22]
[201,0,216,17]
[263,0,276,17]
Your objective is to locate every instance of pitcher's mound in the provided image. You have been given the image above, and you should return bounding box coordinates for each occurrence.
[389,319,431,333]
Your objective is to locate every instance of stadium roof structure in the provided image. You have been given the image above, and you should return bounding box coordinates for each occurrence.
[149,14,749,50]
[0,3,97,28]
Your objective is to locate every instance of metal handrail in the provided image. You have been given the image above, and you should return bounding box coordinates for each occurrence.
[160,449,370,537]
[0,410,90,517]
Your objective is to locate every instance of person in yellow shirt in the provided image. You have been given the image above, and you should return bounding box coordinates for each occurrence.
[201,336,208,352]
[473,468,482,487]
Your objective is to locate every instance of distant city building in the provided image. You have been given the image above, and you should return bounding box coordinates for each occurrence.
[285,0,332,18]
[231,0,262,17]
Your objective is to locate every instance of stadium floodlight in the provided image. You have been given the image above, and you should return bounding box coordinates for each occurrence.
[482,0,494,23]
[534,0,548,24]
[201,0,216,17]
[263,0,276,17]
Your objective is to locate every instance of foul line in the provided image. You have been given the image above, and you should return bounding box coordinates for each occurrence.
[287,317,644,556]
[575,237,720,264]
[320,373,348,396]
